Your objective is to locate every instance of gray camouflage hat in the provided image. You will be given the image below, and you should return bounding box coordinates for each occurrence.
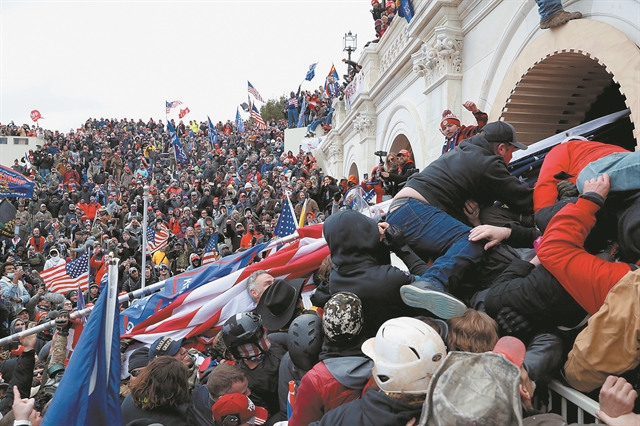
[322,292,363,343]
[419,352,523,426]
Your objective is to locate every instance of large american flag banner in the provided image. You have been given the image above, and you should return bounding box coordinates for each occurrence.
[247,81,265,103]
[121,229,327,345]
[41,251,90,294]
[251,104,268,130]
[146,223,170,254]
[165,100,183,114]
[202,233,219,265]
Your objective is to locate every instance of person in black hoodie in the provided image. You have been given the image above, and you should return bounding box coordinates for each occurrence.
[323,210,466,335]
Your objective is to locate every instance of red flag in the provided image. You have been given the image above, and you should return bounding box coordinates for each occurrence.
[30,110,43,122]
[178,107,190,119]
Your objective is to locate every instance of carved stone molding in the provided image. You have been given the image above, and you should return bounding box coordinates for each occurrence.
[413,30,463,88]
[328,142,343,162]
[379,25,410,75]
[353,114,377,137]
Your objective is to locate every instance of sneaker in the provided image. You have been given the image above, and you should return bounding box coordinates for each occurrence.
[400,281,467,319]
[540,10,582,29]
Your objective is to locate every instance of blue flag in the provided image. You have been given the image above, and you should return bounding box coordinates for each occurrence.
[207,116,219,146]
[235,108,245,133]
[121,242,268,335]
[42,268,122,426]
[397,0,414,23]
[167,121,188,165]
[0,164,35,198]
[305,62,317,81]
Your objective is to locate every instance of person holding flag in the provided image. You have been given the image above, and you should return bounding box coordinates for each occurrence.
[286,86,301,128]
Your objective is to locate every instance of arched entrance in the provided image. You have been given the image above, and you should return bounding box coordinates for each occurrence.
[348,162,359,180]
[490,20,639,149]
[500,52,635,150]
[389,134,415,162]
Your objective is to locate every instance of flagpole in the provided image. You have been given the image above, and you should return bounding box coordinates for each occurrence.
[141,185,149,289]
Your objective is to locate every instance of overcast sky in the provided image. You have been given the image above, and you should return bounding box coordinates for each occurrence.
[1,1,375,132]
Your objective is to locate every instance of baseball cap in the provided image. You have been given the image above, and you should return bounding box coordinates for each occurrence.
[397,149,411,157]
[481,121,528,150]
[148,336,183,360]
[492,336,526,368]
[212,393,268,425]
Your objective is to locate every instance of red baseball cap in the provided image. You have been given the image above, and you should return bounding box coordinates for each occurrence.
[212,393,268,425]
[397,149,411,157]
[493,336,526,368]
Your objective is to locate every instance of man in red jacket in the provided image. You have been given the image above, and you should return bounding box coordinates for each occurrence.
[538,173,640,393]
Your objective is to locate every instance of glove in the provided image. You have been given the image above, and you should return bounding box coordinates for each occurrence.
[557,180,579,201]
[55,310,71,336]
[496,307,532,337]
[383,225,408,251]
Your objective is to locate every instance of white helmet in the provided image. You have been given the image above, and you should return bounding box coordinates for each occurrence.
[361,317,446,394]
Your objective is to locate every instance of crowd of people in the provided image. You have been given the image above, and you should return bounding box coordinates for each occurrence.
[0,1,638,425]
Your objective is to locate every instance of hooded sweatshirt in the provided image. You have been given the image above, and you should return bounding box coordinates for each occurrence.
[323,210,419,338]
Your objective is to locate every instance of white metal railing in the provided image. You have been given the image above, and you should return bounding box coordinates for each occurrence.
[547,380,603,424]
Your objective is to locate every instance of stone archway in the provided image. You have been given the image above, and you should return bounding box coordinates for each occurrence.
[489,20,640,148]
[348,162,360,180]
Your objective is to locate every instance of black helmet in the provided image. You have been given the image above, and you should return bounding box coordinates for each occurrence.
[221,312,263,350]
[287,313,323,372]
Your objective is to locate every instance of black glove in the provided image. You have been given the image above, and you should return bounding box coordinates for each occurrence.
[55,310,71,336]
[557,180,579,201]
[383,225,407,251]
[496,307,532,337]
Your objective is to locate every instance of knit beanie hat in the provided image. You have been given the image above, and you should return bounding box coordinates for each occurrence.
[441,110,461,130]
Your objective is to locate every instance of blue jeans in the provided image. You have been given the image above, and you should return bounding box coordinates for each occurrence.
[535,0,563,21]
[287,108,299,128]
[577,151,640,193]
[40,169,50,179]
[386,198,484,290]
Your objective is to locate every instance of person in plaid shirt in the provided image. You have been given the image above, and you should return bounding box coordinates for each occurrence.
[440,101,488,155]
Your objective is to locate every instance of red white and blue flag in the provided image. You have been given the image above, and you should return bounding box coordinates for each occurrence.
[251,104,268,130]
[121,228,326,345]
[202,233,219,265]
[41,251,90,294]
[247,81,265,103]
[274,196,298,238]
[146,223,170,254]
[166,100,183,114]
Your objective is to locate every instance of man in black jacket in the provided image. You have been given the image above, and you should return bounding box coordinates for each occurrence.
[386,121,533,318]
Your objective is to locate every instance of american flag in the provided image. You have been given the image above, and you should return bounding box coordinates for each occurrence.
[247,81,265,103]
[251,105,268,130]
[146,223,170,254]
[41,251,90,294]
[274,196,298,237]
[363,189,376,203]
[202,233,219,265]
[166,100,183,114]
[121,232,328,346]
[287,96,298,108]
[178,107,190,119]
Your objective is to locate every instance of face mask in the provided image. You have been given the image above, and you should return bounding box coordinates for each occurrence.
[14,326,22,333]
[6,273,15,279]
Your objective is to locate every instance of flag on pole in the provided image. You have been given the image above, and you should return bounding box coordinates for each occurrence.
[41,263,122,426]
[274,196,298,238]
[30,110,43,122]
[41,251,90,294]
[207,116,219,146]
[120,242,268,336]
[251,104,268,130]
[235,108,245,133]
[324,64,340,96]
[202,233,219,265]
[363,189,376,203]
[178,107,191,119]
[166,100,183,114]
[397,0,414,23]
[121,235,328,345]
[305,63,318,81]
[146,222,170,254]
[167,121,188,165]
[287,380,296,419]
[0,165,36,199]
[298,199,308,228]
[247,81,265,103]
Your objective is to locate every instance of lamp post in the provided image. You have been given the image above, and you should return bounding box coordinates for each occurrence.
[343,30,358,66]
